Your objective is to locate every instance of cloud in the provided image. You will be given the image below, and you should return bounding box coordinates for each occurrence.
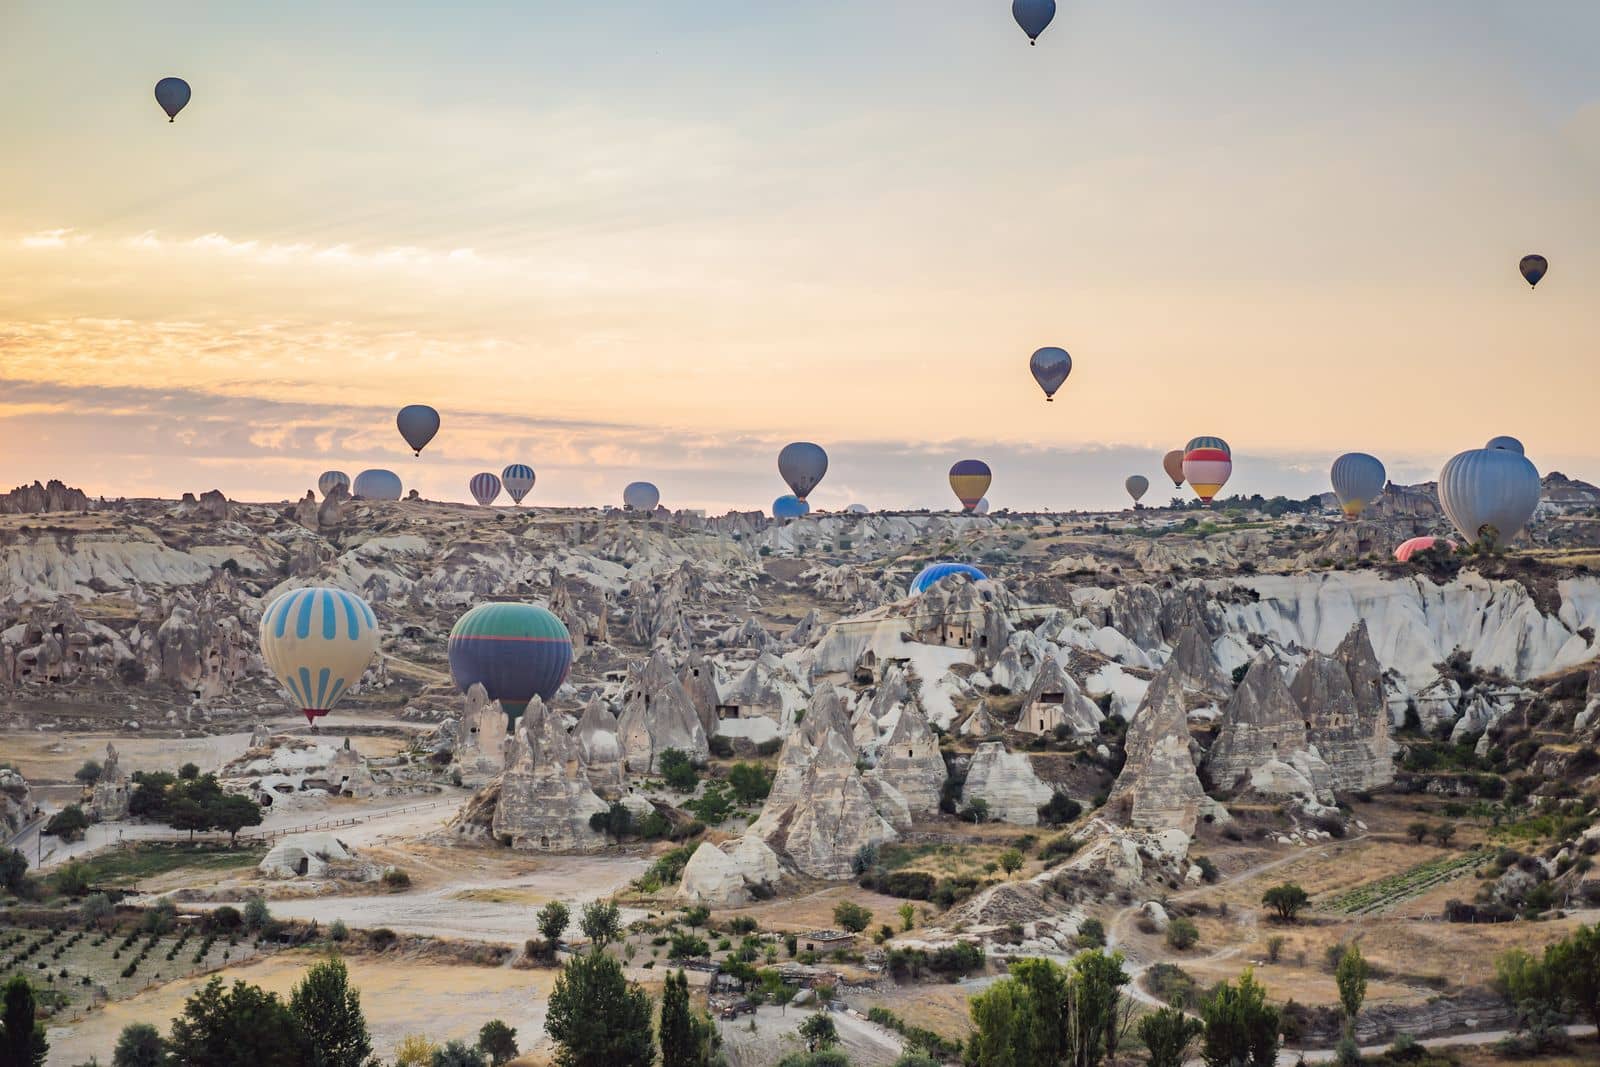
[19,229,87,249]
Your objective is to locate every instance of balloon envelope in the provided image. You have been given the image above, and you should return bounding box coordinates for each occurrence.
[778,442,828,501]
[1330,452,1386,518]
[1012,0,1056,42]
[448,603,572,731]
[974,498,990,516]
[1125,475,1150,503]
[1182,444,1231,503]
[351,469,402,501]
[1519,254,1548,288]
[1438,448,1541,547]
[949,460,992,512]
[1029,347,1072,400]
[1486,436,1525,455]
[501,464,536,504]
[623,481,661,512]
[154,77,190,121]
[317,471,350,499]
[773,495,810,519]
[1185,435,1231,457]
[1394,536,1456,563]
[909,562,988,597]
[1163,450,1186,488]
[846,504,869,515]
[396,405,440,455]
[469,472,502,506]
[259,587,380,725]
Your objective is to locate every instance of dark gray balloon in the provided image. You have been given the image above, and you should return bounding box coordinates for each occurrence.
[1029,347,1072,401]
[1519,254,1547,288]
[352,469,403,501]
[154,77,190,121]
[396,405,440,455]
[623,481,660,512]
[778,442,828,501]
[1485,435,1524,455]
[1012,0,1057,43]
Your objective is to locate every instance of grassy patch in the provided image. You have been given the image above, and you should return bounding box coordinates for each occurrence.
[1319,850,1487,916]
[54,843,265,889]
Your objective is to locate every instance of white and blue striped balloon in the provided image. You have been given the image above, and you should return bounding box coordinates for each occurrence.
[502,464,536,504]
[469,472,502,506]
[259,587,380,725]
[317,470,350,499]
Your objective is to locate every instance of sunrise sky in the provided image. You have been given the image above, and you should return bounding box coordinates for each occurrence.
[3,2,1598,512]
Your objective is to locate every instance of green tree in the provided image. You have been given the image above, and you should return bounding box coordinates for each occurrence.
[54,860,91,898]
[1137,1002,1203,1067]
[1495,948,1554,1014]
[393,1035,439,1066]
[659,750,698,792]
[1545,923,1600,1038]
[1406,821,1430,844]
[243,895,271,932]
[797,1014,838,1052]
[1198,970,1280,1067]
[74,760,104,786]
[1166,918,1199,951]
[210,795,263,845]
[832,901,871,934]
[1,976,49,1067]
[168,799,211,841]
[112,1022,170,1067]
[167,978,305,1067]
[179,763,201,780]
[430,1041,487,1067]
[898,902,916,932]
[726,763,773,805]
[589,803,633,843]
[775,1053,849,1067]
[476,1020,518,1066]
[999,849,1024,877]
[43,804,89,843]
[0,849,27,893]
[1070,949,1132,1067]
[658,970,698,1067]
[579,900,621,949]
[538,901,572,946]
[544,951,654,1067]
[1335,943,1368,1035]
[289,957,372,1067]
[1432,824,1456,847]
[1261,884,1309,923]
[969,974,1046,1067]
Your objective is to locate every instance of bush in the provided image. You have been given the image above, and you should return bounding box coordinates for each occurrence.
[1262,883,1309,922]
[1166,917,1199,951]
[1037,793,1082,826]
[44,805,90,843]
[382,867,412,890]
[1076,917,1105,948]
[329,919,349,942]
[659,749,699,792]
[833,901,872,934]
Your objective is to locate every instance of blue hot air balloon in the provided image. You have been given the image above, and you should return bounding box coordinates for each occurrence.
[396,405,440,455]
[469,472,502,506]
[448,603,573,732]
[351,469,402,501]
[502,464,536,504]
[1486,435,1525,455]
[1030,347,1072,400]
[1012,0,1056,44]
[773,495,810,520]
[1519,255,1547,289]
[623,481,661,512]
[317,471,350,499]
[909,562,988,598]
[1438,447,1542,548]
[778,442,828,501]
[154,77,191,121]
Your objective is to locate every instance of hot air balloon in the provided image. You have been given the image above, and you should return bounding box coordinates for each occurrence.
[1486,436,1525,455]
[448,603,573,732]
[1126,475,1149,504]
[846,504,869,515]
[1182,437,1231,504]
[1012,0,1056,44]
[154,77,190,122]
[469,472,502,506]
[502,463,536,504]
[623,481,661,512]
[396,405,440,455]
[1163,450,1186,488]
[351,469,402,501]
[778,442,828,501]
[1519,255,1548,288]
[1330,452,1386,518]
[1438,448,1541,548]
[974,498,991,516]
[317,471,350,499]
[909,562,988,597]
[1029,347,1072,401]
[949,460,992,513]
[773,495,809,520]
[259,587,380,727]
[1394,536,1456,563]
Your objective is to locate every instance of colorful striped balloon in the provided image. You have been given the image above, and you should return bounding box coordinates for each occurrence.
[317,471,350,499]
[469,472,502,506]
[1182,441,1232,504]
[502,464,536,504]
[1394,536,1456,562]
[448,603,573,732]
[259,587,380,726]
[948,460,992,512]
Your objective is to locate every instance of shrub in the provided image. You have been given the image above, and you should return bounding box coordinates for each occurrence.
[1076,917,1105,948]
[1166,917,1199,951]
[833,901,872,934]
[382,867,411,890]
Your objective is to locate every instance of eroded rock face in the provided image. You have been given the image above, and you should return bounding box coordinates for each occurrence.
[1290,622,1395,792]
[1167,624,1230,698]
[1106,663,1205,837]
[0,480,90,515]
[1204,653,1308,792]
[679,651,720,738]
[868,704,946,819]
[902,577,1014,666]
[492,697,609,852]
[751,723,897,879]
[575,696,625,794]
[454,684,509,782]
[1,767,35,836]
[960,742,1053,826]
[617,650,709,773]
[1015,657,1103,738]
[88,742,130,821]
[677,836,784,906]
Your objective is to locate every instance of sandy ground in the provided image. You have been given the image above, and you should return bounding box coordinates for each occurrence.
[43,950,555,1067]
[714,1004,903,1067]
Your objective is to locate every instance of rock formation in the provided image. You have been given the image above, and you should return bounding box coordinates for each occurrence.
[1204,653,1309,791]
[617,650,710,773]
[1106,663,1205,836]
[492,697,609,852]
[1,767,35,837]
[0,480,90,514]
[902,576,1014,666]
[1166,624,1231,698]
[750,721,897,879]
[88,742,130,821]
[1015,657,1102,738]
[960,742,1054,825]
[1290,621,1395,792]
[454,683,510,781]
[677,835,784,906]
[868,704,947,819]
[679,651,720,737]
[575,696,625,794]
